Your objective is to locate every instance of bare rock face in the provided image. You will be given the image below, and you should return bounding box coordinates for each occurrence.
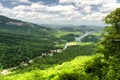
[6,21,24,26]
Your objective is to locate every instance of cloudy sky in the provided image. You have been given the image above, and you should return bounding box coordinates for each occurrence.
[0,0,120,25]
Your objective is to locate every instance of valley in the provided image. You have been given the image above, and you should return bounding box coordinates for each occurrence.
[0,15,102,79]
[0,7,119,80]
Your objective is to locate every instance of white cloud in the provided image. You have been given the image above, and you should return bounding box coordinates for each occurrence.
[91,12,107,20]
[59,0,117,5]
[83,6,91,13]
[1,0,30,3]
[59,0,79,4]
[46,5,76,12]
[18,0,29,3]
[0,0,119,25]
[100,3,120,12]
[58,0,120,25]
[30,2,46,10]
[13,5,28,11]
[0,3,3,9]
[12,3,76,12]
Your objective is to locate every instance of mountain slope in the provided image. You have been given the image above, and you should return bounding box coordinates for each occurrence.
[0,15,53,36]
[0,15,57,68]
[0,56,94,80]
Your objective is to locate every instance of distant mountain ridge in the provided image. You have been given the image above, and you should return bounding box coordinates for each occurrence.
[0,15,43,28]
[0,15,25,26]
[0,15,52,36]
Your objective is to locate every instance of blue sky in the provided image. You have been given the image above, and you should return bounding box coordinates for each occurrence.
[0,0,120,25]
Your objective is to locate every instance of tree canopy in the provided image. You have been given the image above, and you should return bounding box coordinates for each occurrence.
[101,8,120,59]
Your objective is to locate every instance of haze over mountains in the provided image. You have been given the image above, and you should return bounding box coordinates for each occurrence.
[0,15,104,33]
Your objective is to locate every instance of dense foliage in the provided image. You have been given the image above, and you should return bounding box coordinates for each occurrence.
[85,8,120,80]
[0,56,93,80]
[0,32,57,68]
[81,35,100,42]
[0,14,105,80]
[22,43,96,70]
[101,8,120,59]
[0,16,59,68]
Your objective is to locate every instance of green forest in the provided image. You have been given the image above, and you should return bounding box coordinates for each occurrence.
[0,8,120,80]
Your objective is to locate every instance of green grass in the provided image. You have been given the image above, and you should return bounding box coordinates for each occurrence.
[0,56,94,80]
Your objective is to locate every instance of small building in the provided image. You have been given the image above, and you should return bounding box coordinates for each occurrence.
[51,50,54,53]
[42,53,47,56]
[57,49,62,53]
[21,61,28,67]
[29,60,33,63]
[53,50,57,53]
[49,53,54,56]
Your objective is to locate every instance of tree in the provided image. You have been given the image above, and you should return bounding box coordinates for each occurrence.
[101,8,120,59]
[97,8,120,79]
[85,8,120,80]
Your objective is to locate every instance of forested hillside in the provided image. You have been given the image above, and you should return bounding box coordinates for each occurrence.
[0,16,59,68]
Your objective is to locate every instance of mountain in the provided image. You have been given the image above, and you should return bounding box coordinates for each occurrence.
[0,15,39,28]
[0,15,57,68]
[0,15,101,69]
[0,15,52,36]
[0,15,102,80]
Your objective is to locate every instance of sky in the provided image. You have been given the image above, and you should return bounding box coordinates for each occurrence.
[0,0,120,25]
